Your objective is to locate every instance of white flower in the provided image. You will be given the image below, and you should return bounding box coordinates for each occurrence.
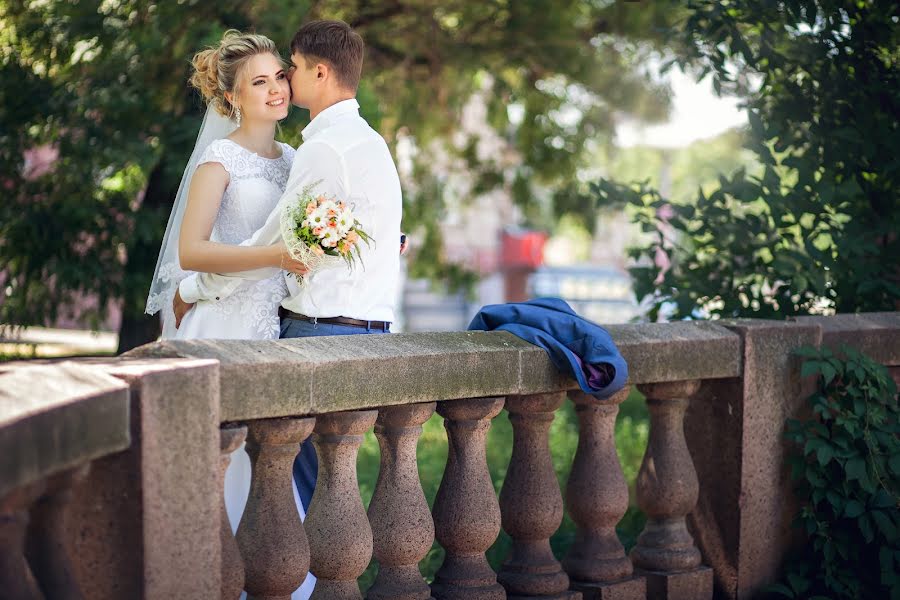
[320,229,338,247]
[336,207,354,235]
[307,206,329,229]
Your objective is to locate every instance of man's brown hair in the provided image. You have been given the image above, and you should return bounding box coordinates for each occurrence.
[290,20,364,92]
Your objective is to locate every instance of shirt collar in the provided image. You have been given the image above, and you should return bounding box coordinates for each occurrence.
[301,98,360,141]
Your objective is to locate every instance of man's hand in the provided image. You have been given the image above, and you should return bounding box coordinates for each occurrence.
[400,233,410,256]
[173,287,195,329]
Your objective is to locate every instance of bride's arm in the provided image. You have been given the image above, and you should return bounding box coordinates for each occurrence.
[177,141,351,306]
[178,163,287,272]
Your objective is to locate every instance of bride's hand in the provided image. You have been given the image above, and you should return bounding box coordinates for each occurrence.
[275,241,309,277]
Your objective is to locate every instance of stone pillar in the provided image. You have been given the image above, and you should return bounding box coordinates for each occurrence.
[563,389,645,600]
[367,403,436,600]
[220,426,247,600]
[0,481,46,600]
[306,410,378,600]
[431,397,505,600]
[238,417,315,600]
[69,359,221,599]
[26,465,90,600]
[632,381,712,600]
[685,319,822,599]
[498,392,577,600]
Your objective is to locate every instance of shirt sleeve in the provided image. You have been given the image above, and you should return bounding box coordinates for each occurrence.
[178,140,348,303]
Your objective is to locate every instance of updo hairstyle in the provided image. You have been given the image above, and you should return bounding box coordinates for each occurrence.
[190,30,281,119]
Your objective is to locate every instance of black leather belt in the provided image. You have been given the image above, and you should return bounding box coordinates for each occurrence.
[280,308,391,331]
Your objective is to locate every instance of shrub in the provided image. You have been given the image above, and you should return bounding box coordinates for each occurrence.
[772,345,899,599]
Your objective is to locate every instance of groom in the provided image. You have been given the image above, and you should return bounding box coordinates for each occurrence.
[175,19,402,511]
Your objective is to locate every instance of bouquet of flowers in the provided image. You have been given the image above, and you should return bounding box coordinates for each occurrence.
[280,182,372,281]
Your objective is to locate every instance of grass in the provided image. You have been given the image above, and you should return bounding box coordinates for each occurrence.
[0,346,116,362]
[355,388,649,590]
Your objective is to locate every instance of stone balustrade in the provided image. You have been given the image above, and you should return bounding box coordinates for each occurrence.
[1,313,898,600]
[0,363,130,599]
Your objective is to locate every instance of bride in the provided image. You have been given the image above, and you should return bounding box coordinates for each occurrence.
[144,30,313,599]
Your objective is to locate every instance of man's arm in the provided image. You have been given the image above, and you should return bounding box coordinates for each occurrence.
[178,140,348,304]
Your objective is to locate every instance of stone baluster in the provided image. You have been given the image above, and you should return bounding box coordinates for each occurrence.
[563,388,645,599]
[305,410,378,599]
[631,381,712,599]
[498,392,577,599]
[0,480,46,600]
[220,426,248,600]
[431,397,505,600]
[237,417,316,600]
[25,465,90,600]
[367,403,437,600]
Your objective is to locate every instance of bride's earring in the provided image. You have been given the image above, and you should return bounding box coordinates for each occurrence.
[235,107,242,126]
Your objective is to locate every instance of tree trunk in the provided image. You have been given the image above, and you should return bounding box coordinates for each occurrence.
[116,161,176,354]
[117,312,161,354]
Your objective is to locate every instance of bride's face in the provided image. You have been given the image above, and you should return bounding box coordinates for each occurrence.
[231,53,290,123]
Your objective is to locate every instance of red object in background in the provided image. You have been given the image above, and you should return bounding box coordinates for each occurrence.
[500,230,547,269]
[500,229,547,303]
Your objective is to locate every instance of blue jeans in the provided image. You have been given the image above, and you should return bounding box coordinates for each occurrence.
[280,317,390,512]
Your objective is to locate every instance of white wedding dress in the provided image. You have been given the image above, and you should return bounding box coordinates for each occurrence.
[173,138,315,599]
[173,138,292,341]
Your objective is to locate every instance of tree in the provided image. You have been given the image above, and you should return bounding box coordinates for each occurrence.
[1,1,254,350]
[594,0,900,320]
[1,0,677,350]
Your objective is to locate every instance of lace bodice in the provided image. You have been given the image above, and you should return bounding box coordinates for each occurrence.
[199,139,295,244]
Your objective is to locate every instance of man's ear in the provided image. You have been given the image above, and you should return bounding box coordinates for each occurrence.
[317,63,328,82]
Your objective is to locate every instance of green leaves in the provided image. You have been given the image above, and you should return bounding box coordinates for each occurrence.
[3,0,682,343]
[890,454,900,477]
[845,457,867,482]
[601,0,900,321]
[815,444,834,467]
[767,582,795,598]
[778,344,900,598]
[844,500,865,519]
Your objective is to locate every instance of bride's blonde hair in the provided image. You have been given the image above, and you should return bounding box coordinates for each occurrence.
[190,30,281,119]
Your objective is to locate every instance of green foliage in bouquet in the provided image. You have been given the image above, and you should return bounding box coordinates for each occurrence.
[770,345,899,599]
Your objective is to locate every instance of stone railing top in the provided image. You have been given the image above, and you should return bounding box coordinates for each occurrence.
[791,312,900,366]
[127,322,741,421]
[0,361,130,499]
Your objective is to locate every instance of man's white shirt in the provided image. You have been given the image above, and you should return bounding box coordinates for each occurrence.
[178,99,402,322]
